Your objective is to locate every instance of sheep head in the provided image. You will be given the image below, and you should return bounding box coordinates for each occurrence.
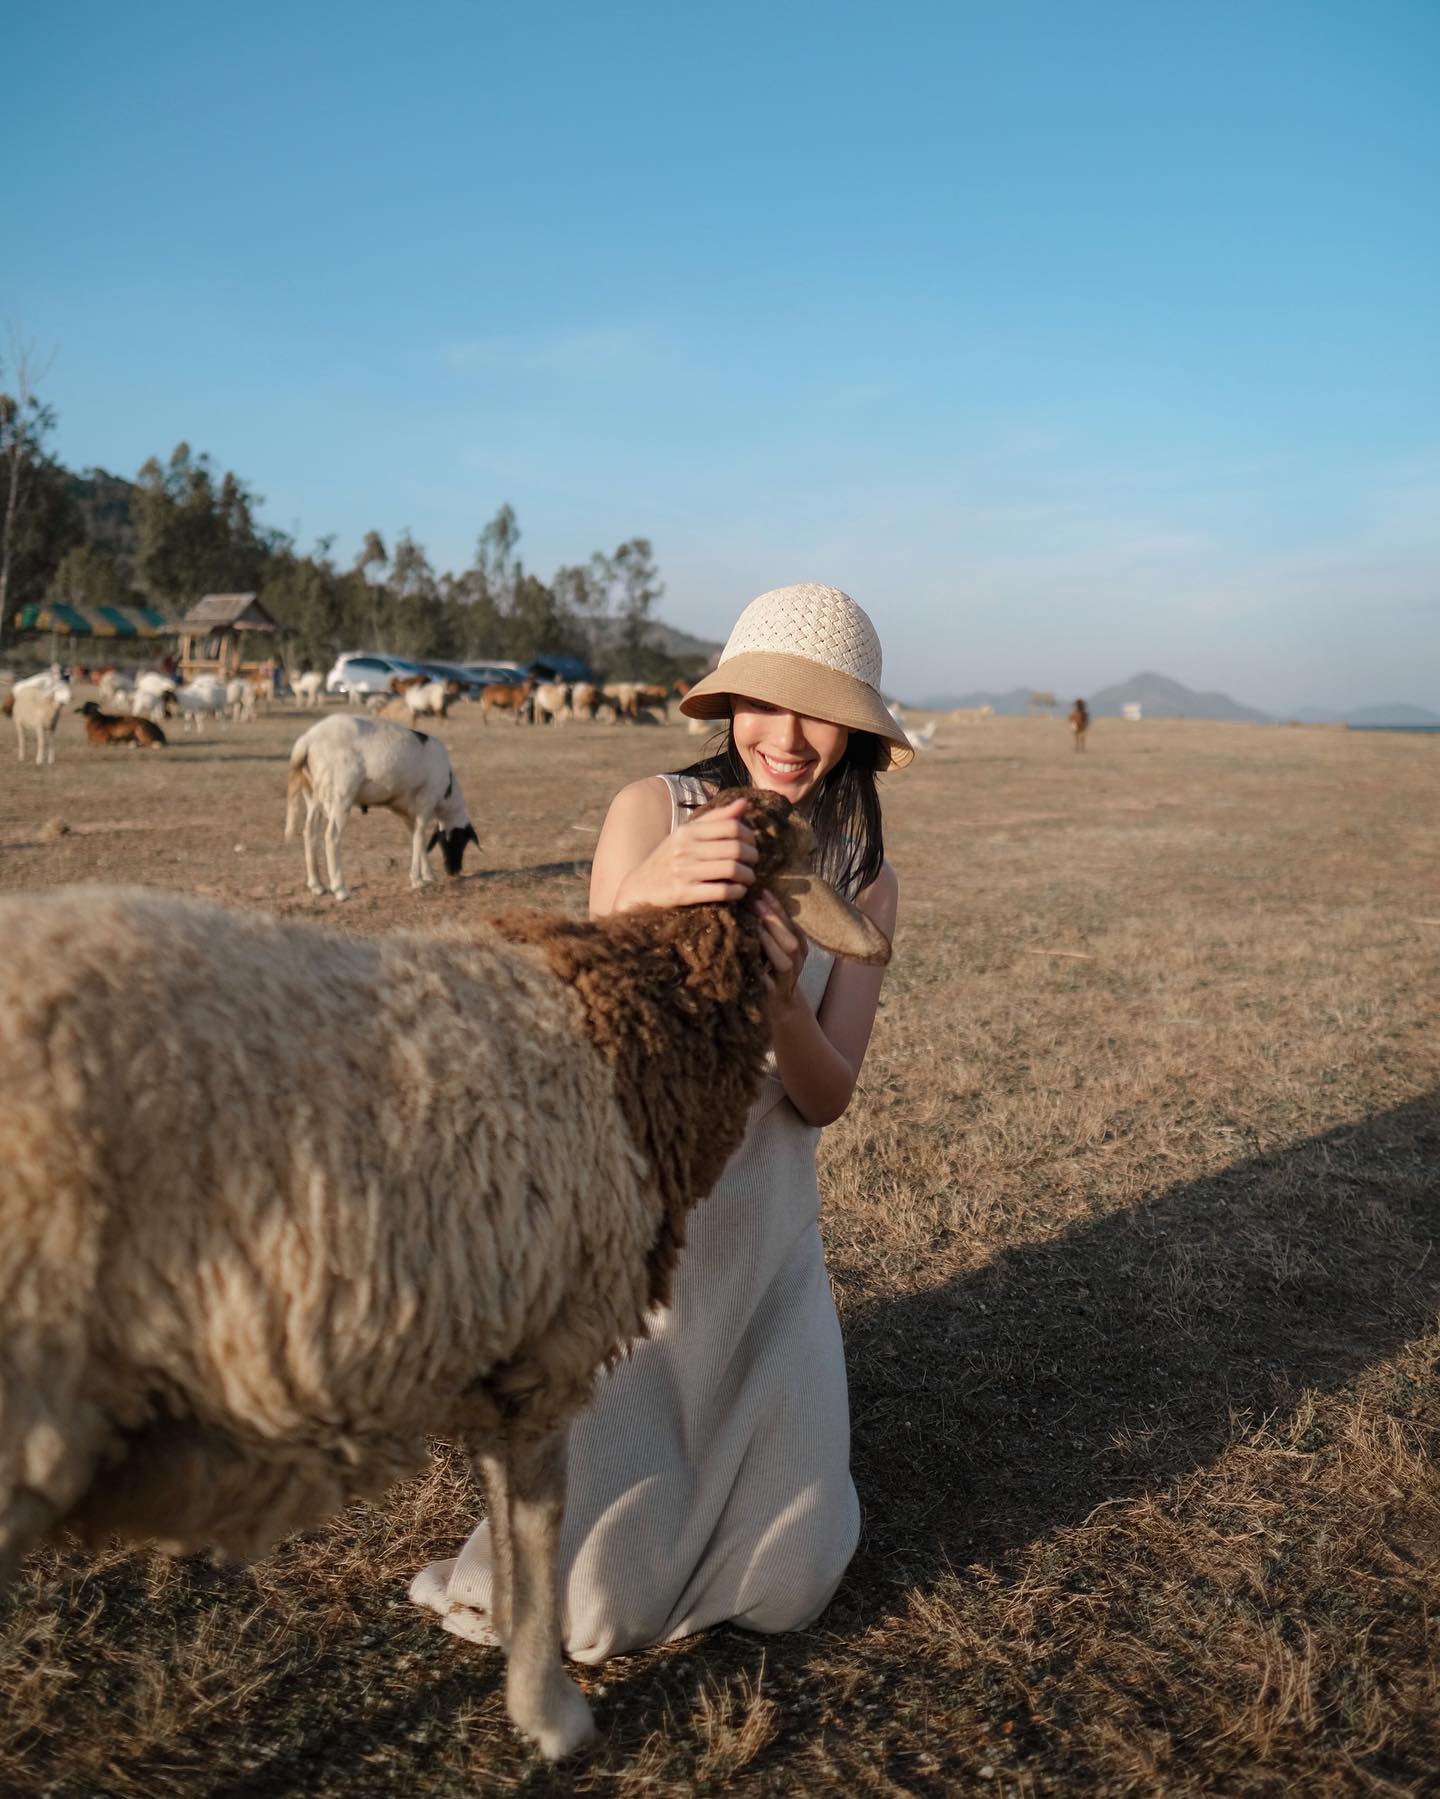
[698,786,891,968]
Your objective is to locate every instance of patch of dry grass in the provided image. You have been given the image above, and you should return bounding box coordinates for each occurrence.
[1,705,1436,1793]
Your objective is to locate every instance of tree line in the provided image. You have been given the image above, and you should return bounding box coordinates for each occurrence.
[0,351,685,680]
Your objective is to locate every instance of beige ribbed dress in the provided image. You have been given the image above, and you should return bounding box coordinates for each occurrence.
[408,773,860,1664]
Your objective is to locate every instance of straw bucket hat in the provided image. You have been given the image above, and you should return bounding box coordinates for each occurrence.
[678,583,914,769]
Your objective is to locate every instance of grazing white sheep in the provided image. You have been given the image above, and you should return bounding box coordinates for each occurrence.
[98,669,135,703]
[0,787,887,1759]
[284,712,479,901]
[226,678,257,722]
[904,720,937,752]
[175,680,228,732]
[292,671,325,707]
[4,681,73,764]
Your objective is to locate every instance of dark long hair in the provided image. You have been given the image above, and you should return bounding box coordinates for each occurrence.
[676,724,886,898]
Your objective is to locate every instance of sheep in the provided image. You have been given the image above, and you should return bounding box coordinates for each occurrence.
[0,785,889,1759]
[77,701,168,749]
[98,669,135,704]
[402,678,459,721]
[531,681,570,725]
[291,671,325,707]
[601,680,639,721]
[4,680,72,764]
[175,679,228,732]
[284,712,479,901]
[904,720,937,752]
[226,678,258,722]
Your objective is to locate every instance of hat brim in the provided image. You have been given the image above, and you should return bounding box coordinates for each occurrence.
[679,652,914,769]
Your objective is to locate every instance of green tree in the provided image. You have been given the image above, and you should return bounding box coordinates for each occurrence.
[262,539,350,671]
[45,541,135,609]
[610,537,663,674]
[134,443,273,606]
[475,504,521,609]
[0,340,83,639]
[503,570,589,664]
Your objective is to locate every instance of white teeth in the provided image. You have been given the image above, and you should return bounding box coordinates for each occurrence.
[761,754,808,774]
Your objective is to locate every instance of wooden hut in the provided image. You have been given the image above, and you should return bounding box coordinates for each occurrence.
[175,593,283,684]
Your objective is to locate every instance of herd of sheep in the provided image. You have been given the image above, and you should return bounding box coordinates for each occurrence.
[0,655,895,1759]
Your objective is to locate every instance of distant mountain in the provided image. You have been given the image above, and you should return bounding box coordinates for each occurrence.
[588,615,723,667]
[912,672,1270,721]
[1086,671,1271,722]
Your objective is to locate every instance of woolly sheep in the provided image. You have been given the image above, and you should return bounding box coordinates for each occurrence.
[532,681,571,725]
[175,680,227,732]
[4,680,72,764]
[402,678,456,720]
[291,671,325,707]
[0,786,889,1758]
[284,711,479,901]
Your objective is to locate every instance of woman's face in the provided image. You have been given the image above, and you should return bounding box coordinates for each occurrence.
[730,696,849,810]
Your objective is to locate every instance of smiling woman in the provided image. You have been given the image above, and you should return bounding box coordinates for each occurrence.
[410,583,909,1661]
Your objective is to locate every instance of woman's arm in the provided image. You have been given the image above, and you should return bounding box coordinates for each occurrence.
[755,860,899,1127]
[589,779,757,917]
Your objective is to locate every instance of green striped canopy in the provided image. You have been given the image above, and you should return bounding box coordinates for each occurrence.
[15,601,174,638]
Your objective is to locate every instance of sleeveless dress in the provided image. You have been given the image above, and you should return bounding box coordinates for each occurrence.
[408,773,860,1664]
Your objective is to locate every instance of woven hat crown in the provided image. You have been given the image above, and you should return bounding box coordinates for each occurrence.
[719,584,883,690]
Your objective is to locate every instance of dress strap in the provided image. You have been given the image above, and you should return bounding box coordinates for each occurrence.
[657,772,710,833]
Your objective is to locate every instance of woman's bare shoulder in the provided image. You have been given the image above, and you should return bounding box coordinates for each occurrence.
[604,775,674,831]
[857,857,899,928]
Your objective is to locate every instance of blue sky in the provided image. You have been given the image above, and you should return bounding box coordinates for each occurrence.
[11,0,1438,710]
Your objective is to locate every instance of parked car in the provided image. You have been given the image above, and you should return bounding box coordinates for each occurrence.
[457,661,526,692]
[409,659,497,698]
[323,653,428,697]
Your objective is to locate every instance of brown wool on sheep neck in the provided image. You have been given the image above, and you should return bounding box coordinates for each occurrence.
[493,789,805,1311]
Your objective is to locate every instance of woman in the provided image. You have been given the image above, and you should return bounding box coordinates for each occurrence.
[410,582,911,1662]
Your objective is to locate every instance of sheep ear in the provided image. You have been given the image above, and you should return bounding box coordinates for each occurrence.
[767,874,891,966]
[425,827,440,852]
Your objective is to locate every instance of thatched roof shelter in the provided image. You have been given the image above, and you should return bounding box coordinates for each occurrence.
[175,593,283,680]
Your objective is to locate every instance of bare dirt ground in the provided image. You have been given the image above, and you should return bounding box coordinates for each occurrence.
[2,696,1437,1796]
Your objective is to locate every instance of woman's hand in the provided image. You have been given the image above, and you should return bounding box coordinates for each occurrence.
[753,888,808,1004]
[609,794,758,913]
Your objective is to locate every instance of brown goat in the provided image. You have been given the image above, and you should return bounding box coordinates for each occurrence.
[78,702,167,749]
[480,677,534,724]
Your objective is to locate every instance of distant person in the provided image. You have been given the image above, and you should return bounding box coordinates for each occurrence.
[1069,698,1089,751]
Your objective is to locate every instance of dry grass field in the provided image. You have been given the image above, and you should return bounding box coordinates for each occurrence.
[1,694,1437,1796]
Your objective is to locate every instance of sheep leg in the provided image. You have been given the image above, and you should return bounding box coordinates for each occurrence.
[478,1449,515,1645]
[409,817,432,888]
[301,798,327,896]
[495,1431,596,1760]
[323,813,350,902]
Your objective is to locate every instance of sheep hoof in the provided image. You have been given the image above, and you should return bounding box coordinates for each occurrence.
[331,888,351,903]
[307,880,326,896]
[516,1682,598,1761]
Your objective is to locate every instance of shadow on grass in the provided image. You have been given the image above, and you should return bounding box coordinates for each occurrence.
[841,1090,1440,1600]
[14,1098,1435,1794]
